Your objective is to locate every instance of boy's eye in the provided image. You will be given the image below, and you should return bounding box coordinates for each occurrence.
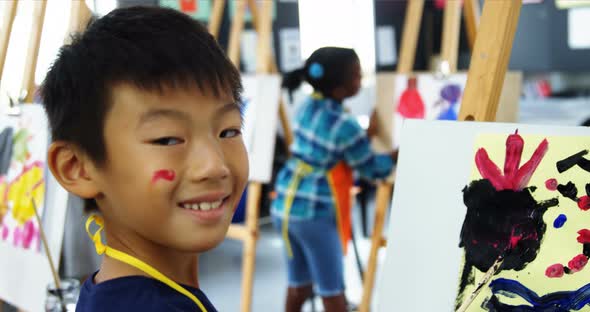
[151,137,184,146]
[220,129,242,139]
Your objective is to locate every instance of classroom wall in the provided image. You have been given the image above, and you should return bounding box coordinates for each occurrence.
[121,1,301,73]
[373,0,471,72]
[509,1,590,72]
[373,0,590,73]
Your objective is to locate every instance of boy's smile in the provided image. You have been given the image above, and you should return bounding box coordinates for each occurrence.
[176,191,231,223]
[91,82,248,254]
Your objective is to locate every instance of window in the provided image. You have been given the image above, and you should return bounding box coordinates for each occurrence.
[298,0,376,74]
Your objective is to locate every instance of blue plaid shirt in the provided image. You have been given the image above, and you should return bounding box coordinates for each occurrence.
[271,95,394,220]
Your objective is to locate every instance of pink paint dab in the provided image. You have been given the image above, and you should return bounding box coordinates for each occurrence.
[1,225,8,240]
[545,178,558,191]
[21,220,36,249]
[568,254,588,273]
[13,227,22,247]
[545,263,564,278]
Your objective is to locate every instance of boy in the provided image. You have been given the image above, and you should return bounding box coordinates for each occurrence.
[41,7,248,311]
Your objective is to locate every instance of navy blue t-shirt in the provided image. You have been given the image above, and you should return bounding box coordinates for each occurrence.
[76,272,217,311]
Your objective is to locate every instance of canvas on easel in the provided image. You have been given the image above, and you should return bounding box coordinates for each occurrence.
[391,72,522,148]
[221,1,288,311]
[375,120,590,311]
[0,104,69,312]
[456,130,590,311]
[241,74,281,182]
[375,1,528,311]
[0,1,84,310]
[0,106,48,252]
[361,1,483,310]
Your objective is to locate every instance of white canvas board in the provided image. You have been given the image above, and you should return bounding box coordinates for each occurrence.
[241,74,281,183]
[279,28,302,72]
[376,26,396,66]
[568,8,590,49]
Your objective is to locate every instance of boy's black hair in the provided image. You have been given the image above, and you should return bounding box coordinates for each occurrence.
[41,6,242,211]
[282,47,359,99]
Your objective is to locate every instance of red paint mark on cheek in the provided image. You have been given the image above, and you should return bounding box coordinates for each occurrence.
[152,170,175,183]
[545,178,558,191]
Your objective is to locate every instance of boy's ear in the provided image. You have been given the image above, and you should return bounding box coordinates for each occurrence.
[47,141,100,199]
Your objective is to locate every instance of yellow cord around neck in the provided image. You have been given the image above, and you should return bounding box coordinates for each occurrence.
[85,215,207,312]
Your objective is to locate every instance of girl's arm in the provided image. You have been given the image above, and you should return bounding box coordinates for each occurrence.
[337,117,395,180]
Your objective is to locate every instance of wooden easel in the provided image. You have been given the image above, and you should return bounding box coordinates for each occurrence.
[454,2,522,308]
[209,2,292,311]
[0,0,47,104]
[0,1,17,84]
[360,0,483,310]
[0,1,91,310]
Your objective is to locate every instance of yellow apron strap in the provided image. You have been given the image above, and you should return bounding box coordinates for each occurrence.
[85,215,207,312]
[282,162,313,258]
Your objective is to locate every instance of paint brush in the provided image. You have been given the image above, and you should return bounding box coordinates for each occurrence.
[31,197,68,312]
[456,255,504,312]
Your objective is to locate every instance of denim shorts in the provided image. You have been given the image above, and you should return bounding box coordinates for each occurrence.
[272,215,345,297]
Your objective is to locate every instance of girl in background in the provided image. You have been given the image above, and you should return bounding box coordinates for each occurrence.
[272,47,396,312]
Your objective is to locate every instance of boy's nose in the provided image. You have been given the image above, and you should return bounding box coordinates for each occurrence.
[187,142,230,182]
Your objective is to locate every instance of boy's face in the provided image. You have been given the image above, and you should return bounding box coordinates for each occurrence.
[94,83,248,252]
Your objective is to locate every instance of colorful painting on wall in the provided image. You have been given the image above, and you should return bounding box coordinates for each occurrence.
[393,74,466,147]
[0,107,48,253]
[159,0,212,21]
[0,104,70,312]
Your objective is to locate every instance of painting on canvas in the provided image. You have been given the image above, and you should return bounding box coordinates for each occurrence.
[0,106,48,253]
[393,74,466,147]
[456,131,590,311]
[375,120,590,312]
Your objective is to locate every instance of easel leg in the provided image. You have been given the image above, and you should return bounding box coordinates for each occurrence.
[0,0,17,81]
[240,183,262,312]
[227,0,246,66]
[208,0,226,39]
[22,0,47,103]
[359,183,392,312]
[278,98,293,150]
[463,0,480,51]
